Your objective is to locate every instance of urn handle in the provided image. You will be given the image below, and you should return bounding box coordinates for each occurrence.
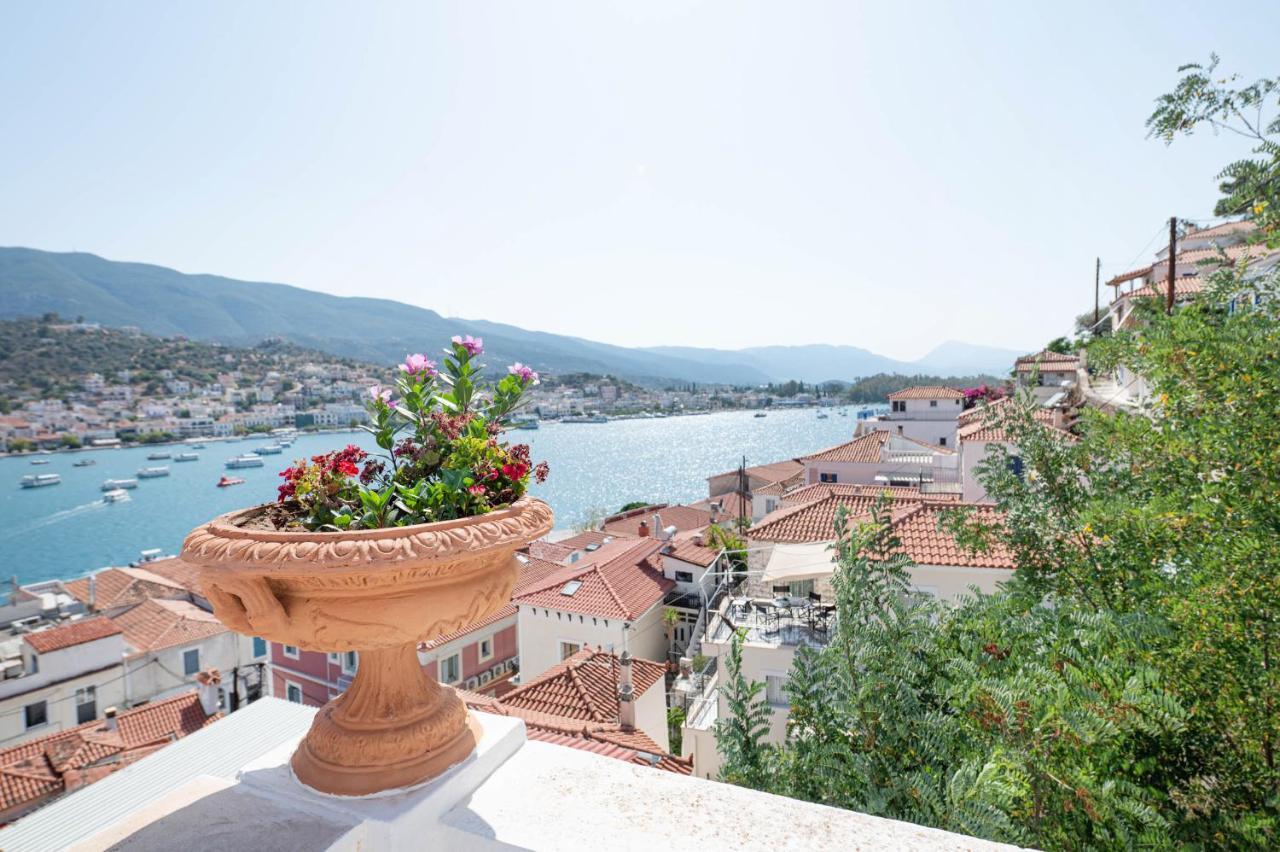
[204,575,290,635]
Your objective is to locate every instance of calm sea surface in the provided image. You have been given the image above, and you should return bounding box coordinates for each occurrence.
[1,408,874,586]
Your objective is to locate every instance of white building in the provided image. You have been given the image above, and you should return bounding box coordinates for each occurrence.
[859,385,965,447]
[799,429,961,494]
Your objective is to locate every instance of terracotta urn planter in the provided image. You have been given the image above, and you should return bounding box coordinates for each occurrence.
[178,496,554,797]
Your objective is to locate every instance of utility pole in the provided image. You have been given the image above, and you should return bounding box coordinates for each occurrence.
[1094,257,1101,327]
[1166,216,1177,315]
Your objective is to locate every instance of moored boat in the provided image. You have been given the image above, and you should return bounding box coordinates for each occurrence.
[102,488,130,503]
[20,473,61,488]
[73,458,97,467]
[226,455,265,469]
[253,444,284,455]
[217,475,246,487]
[147,451,171,460]
[137,466,170,478]
[102,478,139,490]
[175,452,199,462]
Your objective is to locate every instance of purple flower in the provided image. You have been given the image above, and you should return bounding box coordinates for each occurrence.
[368,384,392,404]
[451,335,484,357]
[399,353,437,377]
[508,362,539,385]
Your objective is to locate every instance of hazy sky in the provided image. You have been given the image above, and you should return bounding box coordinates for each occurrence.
[1,2,1274,359]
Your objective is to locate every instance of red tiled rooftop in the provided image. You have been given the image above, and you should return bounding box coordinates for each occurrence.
[708,458,805,485]
[1014,350,1080,371]
[23,617,122,654]
[750,494,920,544]
[956,398,1070,444]
[802,431,954,464]
[0,690,219,813]
[887,504,1015,569]
[513,539,673,620]
[782,482,961,505]
[110,598,227,655]
[63,566,190,612]
[663,534,722,568]
[887,386,965,400]
[602,504,713,537]
[500,647,666,723]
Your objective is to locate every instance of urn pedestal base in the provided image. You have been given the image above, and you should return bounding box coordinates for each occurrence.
[289,642,480,797]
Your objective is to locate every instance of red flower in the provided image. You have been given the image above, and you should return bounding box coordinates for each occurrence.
[534,461,550,484]
[335,460,360,477]
[502,462,528,481]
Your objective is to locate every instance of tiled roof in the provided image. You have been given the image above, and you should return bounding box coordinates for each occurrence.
[1105,265,1153,286]
[887,386,965,400]
[23,617,122,654]
[602,504,713,537]
[1125,276,1205,301]
[1180,219,1256,242]
[553,530,617,551]
[133,557,203,594]
[956,398,1070,444]
[887,504,1015,569]
[500,648,666,723]
[1014,350,1080,371]
[690,491,751,520]
[63,567,190,612]
[802,431,954,464]
[525,539,575,562]
[513,539,673,620]
[708,458,805,485]
[110,599,227,655]
[462,693,692,775]
[750,494,920,544]
[421,556,566,651]
[782,482,961,505]
[0,690,219,813]
[663,534,722,568]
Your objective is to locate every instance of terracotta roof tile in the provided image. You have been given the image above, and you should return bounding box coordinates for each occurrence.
[524,539,575,562]
[553,530,618,551]
[690,491,751,520]
[110,599,227,655]
[956,398,1070,444]
[63,567,190,612]
[750,494,918,543]
[1105,265,1153,286]
[782,482,960,505]
[1014,350,1080,371]
[802,430,954,463]
[887,386,965,400]
[708,458,805,485]
[663,535,722,568]
[0,690,218,812]
[602,504,713,537]
[514,539,674,620]
[887,504,1015,569]
[23,617,122,654]
[500,648,666,723]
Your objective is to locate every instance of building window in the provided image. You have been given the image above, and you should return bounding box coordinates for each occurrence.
[440,653,462,684]
[286,682,303,704]
[765,675,789,707]
[938,437,947,447]
[76,686,97,724]
[1008,455,1025,481]
[28,655,38,675]
[24,700,47,729]
[675,571,694,583]
[252,637,268,658]
[788,579,815,598]
[819,472,838,483]
[765,498,777,513]
[342,651,358,674]
[283,645,300,659]
[559,641,581,661]
[183,648,200,675]
[478,637,494,662]
[929,400,937,407]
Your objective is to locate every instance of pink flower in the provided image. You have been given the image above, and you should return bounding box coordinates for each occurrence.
[399,353,437,378]
[507,362,539,385]
[368,384,392,404]
[467,484,486,496]
[451,335,484,357]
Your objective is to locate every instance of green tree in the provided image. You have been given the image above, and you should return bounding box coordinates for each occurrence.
[714,630,773,789]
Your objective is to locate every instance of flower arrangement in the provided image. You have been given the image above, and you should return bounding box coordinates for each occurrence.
[274,335,547,530]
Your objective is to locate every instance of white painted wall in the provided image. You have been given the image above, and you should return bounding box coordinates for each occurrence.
[634,678,669,753]
[0,664,127,746]
[516,603,667,683]
[125,631,259,709]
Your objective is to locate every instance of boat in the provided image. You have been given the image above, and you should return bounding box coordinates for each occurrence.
[102,478,138,490]
[226,455,265,469]
[563,414,609,424]
[29,459,50,465]
[137,466,170,478]
[147,451,171,460]
[191,443,207,449]
[512,419,540,431]
[174,452,199,462]
[816,412,829,419]
[20,473,61,488]
[131,548,172,566]
[754,412,767,418]
[217,475,246,488]
[253,444,284,455]
[73,458,97,467]
[102,488,130,503]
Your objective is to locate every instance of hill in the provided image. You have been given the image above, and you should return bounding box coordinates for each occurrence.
[0,247,1025,383]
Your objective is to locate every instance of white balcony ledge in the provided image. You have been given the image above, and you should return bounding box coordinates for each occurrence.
[5,698,1023,852]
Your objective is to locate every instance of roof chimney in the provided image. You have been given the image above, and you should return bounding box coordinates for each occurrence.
[195,669,222,716]
[87,574,96,611]
[103,706,118,731]
[617,651,635,731]
[709,502,720,524]
[637,519,650,538]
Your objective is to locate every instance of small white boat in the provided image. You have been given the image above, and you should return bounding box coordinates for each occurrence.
[29,459,51,466]
[102,478,139,491]
[754,412,767,418]
[226,455,265,469]
[102,488,131,503]
[137,466,170,478]
[190,443,207,449]
[131,548,171,566]
[253,444,284,455]
[73,458,97,467]
[512,419,540,431]
[20,473,61,488]
[147,451,171,460]
[816,412,829,419]
[174,452,199,462]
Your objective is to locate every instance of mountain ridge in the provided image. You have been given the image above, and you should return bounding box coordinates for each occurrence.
[0,247,1025,384]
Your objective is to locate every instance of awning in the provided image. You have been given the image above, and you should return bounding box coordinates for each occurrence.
[761,541,838,584]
